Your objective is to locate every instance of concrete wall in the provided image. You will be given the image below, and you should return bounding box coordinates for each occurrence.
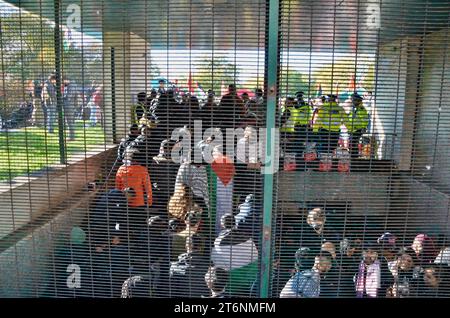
[373,39,407,162]
[277,170,450,237]
[103,32,148,142]
[388,175,450,237]
[277,171,391,216]
[413,29,450,192]
[0,146,117,297]
[407,178,450,236]
[0,193,92,297]
[0,145,116,240]
[103,32,132,143]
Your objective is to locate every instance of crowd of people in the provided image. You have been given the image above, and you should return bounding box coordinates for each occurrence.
[49,83,265,298]
[274,208,450,298]
[45,82,449,298]
[36,74,103,136]
[1,74,103,133]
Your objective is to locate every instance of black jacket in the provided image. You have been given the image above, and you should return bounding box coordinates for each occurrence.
[170,251,210,297]
[118,134,138,161]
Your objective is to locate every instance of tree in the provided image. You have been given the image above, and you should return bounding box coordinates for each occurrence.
[0,13,54,119]
[0,11,105,118]
[312,58,375,95]
[1,14,55,80]
[279,68,315,97]
[193,56,240,93]
[241,76,265,92]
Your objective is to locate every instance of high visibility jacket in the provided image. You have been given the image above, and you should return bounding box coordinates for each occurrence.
[347,106,369,132]
[131,103,147,125]
[280,107,297,133]
[297,104,314,126]
[280,105,313,132]
[313,102,348,133]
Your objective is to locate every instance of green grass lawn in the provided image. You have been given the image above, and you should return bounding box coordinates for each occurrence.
[0,121,106,182]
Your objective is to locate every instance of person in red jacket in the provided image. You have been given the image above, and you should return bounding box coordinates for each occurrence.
[115,149,153,238]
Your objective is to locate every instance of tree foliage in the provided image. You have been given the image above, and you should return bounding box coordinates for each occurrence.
[193,56,240,93]
[312,58,375,94]
[0,12,105,118]
[279,67,315,97]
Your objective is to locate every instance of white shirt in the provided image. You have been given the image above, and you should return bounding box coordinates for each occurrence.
[211,236,258,271]
[435,247,450,266]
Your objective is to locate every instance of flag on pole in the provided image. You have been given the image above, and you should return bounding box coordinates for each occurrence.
[315,83,322,97]
[187,72,194,94]
[348,74,356,92]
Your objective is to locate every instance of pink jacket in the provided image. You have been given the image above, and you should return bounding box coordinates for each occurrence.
[355,260,381,298]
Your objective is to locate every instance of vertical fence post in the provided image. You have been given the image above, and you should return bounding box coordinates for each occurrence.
[110,47,117,143]
[259,0,280,298]
[54,0,66,164]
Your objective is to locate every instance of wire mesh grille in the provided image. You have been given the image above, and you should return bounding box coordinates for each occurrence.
[273,0,450,298]
[0,0,449,298]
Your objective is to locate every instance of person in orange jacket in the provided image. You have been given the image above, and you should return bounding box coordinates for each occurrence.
[115,149,153,239]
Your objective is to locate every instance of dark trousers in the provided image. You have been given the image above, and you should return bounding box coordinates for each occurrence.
[318,129,340,154]
[294,125,313,155]
[64,104,76,140]
[350,129,364,158]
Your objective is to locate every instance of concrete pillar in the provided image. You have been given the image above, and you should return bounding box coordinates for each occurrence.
[129,33,149,97]
[398,37,422,171]
[373,39,407,162]
[102,32,129,143]
[374,37,422,170]
[102,32,148,142]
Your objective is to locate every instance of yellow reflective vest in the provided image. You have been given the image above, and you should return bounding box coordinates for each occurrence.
[280,105,313,132]
[313,102,349,133]
[347,106,369,132]
[131,103,147,125]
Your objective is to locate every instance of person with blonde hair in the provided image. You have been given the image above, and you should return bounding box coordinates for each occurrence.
[168,183,194,220]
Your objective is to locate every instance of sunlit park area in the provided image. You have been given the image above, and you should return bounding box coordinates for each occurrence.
[0,123,105,182]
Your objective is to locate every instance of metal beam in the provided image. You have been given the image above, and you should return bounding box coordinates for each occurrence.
[259,0,279,298]
[54,0,66,164]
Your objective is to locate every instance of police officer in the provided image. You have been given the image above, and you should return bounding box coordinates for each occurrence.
[280,97,296,133]
[347,93,369,157]
[280,97,298,158]
[294,91,314,145]
[281,94,314,153]
[295,91,307,107]
[312,94,349,154]
[132,92,148,125]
